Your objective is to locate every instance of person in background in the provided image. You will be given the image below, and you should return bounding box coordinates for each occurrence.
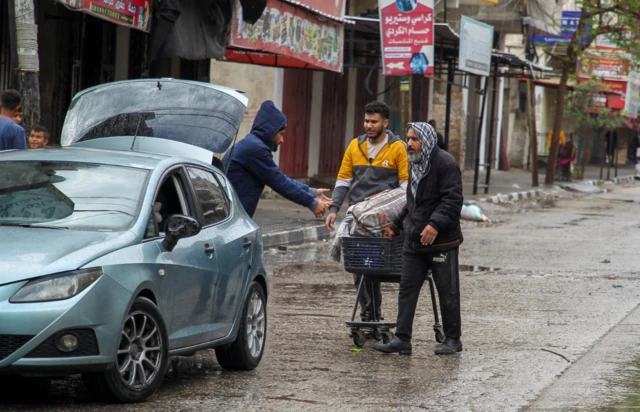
[12,105,23,126]
[28,125,50,149]
[0,90,27,150]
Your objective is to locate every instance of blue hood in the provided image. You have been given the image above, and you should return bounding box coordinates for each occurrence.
[250,101,287,151]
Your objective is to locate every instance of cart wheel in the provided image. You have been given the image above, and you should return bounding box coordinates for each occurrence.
[372,328,383,341]
[382,332,394,344]
[434,325,445,343]
[353,330,366,348]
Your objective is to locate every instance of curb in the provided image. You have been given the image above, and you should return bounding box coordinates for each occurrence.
[262,224,330,249]
[477,174,638,205]
[478,189,561,204]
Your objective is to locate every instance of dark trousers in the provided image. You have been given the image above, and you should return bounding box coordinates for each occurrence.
[396,243,461,342]
[353,274,382,320]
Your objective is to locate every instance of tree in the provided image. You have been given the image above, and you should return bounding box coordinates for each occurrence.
[545,1,640,184]
[563,79,627,179]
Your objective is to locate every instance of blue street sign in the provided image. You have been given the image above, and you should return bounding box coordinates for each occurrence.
[562,10,581,35]
[532,35,571,46]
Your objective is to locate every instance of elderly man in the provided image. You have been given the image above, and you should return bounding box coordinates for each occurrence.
[373,122,464,355]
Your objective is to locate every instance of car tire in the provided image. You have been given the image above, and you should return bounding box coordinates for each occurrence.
[215,281,267,371]
[83,297,168,403]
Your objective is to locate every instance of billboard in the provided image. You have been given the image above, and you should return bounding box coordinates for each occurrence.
[230,0,344,72]
[578,57,630,81]
[56,0,151,32]
[378,0,434,76]
[459,16,494,77]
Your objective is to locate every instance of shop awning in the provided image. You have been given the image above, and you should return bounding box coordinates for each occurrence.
[55,0,152,32]
[223,0,347,72]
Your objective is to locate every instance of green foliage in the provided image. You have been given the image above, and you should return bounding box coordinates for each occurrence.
[564,79,627,131]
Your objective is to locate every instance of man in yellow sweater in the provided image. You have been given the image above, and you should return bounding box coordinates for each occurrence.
[326,101,409,322]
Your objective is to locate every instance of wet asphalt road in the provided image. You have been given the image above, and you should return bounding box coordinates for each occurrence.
[3,183,640,411]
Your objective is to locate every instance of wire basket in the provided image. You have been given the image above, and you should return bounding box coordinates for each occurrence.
[341,234,405,276]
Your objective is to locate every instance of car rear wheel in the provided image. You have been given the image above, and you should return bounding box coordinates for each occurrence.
[83,297,168,403]
[215,281,267,371]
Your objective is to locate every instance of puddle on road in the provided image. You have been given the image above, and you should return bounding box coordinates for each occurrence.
[590,357,640,411]
[459,265,500,273]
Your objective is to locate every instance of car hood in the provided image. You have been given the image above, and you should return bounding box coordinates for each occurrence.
[0,228,137,285]
[60,79,248,154]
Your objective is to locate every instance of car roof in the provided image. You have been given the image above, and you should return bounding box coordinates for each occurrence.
[0,147,171,170]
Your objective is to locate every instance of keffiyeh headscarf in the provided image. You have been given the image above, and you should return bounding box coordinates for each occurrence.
[406,122,437,197]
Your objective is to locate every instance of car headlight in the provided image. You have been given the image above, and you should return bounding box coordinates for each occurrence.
[10,268,103,303]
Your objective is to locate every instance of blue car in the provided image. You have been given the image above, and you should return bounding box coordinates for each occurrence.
[0,79,269,402]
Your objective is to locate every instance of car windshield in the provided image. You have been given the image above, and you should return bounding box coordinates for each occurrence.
[0,161,148,231]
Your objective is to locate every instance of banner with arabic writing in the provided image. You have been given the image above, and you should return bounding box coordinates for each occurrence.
[56,0,151,32]
[378,0,434,76]
[230,0,343,72]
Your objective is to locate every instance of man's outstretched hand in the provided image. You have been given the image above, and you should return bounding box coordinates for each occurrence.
[315,188,333,204]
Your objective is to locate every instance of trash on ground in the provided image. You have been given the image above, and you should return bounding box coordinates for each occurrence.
[461,203,491,222]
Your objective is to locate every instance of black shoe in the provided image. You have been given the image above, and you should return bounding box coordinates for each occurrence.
[434,338,463,355]
[372,337,412,355]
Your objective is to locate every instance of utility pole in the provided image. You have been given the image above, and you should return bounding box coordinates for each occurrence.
[520,0,538,186]
[8,0,41,133]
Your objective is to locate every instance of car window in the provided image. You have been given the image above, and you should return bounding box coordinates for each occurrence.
[187,167,229,226]
[146,172,191,238]
[0,161,147,231]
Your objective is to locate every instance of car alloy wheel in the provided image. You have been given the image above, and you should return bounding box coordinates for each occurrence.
[215,281,267,371]
[117,311,163,390]
[246,292,265,358]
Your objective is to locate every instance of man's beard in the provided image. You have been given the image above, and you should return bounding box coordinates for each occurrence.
[408,152,423,163]
[369,127,385,140]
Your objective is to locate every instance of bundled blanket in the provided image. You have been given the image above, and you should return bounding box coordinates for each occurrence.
[330,188,407,262]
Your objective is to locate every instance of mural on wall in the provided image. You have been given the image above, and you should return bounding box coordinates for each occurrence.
[230,0,344,72]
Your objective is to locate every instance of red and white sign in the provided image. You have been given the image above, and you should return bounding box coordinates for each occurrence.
[378,0,434,76]
[56,0,151,32]
[578,57,629,81]
[230,0,344,72]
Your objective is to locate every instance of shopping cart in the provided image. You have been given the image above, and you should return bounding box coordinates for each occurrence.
[341,234,445,347]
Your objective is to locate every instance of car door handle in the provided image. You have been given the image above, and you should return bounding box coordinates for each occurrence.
[204,243,215,254]
[243,240,252,248]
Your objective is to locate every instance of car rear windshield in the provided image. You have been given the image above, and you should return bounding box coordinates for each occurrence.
[0,161,148,231]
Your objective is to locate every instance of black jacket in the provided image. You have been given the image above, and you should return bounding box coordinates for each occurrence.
[394,146,463,249]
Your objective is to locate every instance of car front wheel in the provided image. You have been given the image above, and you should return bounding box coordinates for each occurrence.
[215,281,267,371]
[83,297,168,403]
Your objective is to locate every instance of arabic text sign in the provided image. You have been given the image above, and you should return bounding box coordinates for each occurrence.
[230,0,344,73]
[578,57,629,81]
[379,0,434,76]
[56,0,151,32]
[459,16,494,77]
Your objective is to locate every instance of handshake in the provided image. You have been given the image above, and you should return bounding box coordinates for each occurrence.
[312,188,333,218]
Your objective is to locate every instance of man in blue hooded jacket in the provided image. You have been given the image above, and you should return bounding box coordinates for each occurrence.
[223,100,332,218]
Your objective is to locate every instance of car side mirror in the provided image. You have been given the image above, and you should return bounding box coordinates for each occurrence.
[162,215,202,252]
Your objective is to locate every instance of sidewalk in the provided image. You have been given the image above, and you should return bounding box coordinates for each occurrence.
[253,163,638,249]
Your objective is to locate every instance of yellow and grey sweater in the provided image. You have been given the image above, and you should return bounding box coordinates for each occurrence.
[329,131,409,213]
